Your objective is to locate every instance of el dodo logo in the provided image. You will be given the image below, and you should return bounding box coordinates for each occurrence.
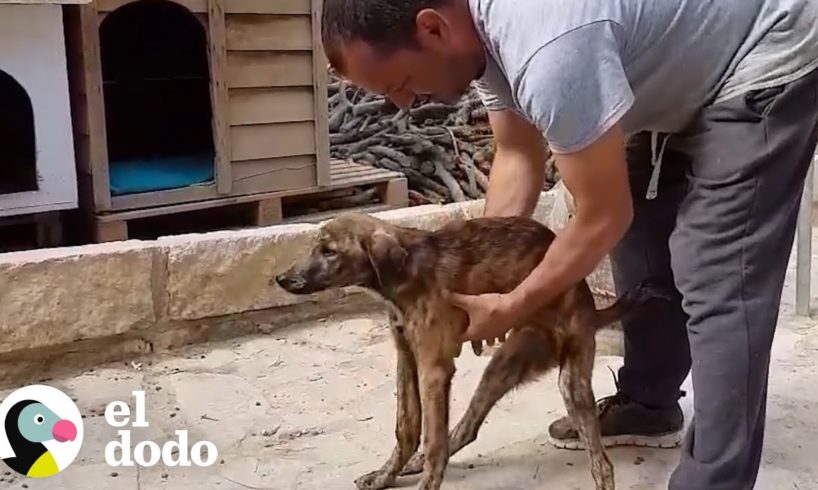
[104,391,218,468]
[0,385,83,479]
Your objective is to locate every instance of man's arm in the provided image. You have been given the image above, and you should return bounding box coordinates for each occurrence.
[504,122,633,319]
[451,122,634,341]
[482,109,549,218]
[451,20,637,341]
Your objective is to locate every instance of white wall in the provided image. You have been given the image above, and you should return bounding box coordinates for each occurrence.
[0,4,78,216]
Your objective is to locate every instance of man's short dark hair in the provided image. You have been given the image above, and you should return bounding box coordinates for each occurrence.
[321,0,452,72]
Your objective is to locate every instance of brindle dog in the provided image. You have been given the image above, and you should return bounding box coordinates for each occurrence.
[273,212,670,490]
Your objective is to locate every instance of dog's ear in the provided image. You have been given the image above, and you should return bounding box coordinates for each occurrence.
[365,229,407,287]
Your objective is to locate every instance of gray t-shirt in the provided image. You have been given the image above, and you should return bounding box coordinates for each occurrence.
[469,0,818,155]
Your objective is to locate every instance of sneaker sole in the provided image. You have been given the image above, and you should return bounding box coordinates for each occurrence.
[546,430,684,450]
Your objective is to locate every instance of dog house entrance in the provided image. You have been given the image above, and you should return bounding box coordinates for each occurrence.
[0,70,37,195]
[100,0,215,196]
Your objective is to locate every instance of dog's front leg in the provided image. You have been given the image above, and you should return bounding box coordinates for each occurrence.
[355,317,422,490]
[414,347,456,490]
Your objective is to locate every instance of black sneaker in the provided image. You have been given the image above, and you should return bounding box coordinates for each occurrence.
[546,373,686,450]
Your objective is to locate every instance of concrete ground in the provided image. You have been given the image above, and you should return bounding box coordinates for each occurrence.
[4,240,818,489]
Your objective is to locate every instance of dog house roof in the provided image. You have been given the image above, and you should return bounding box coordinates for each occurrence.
[0,0,91,3]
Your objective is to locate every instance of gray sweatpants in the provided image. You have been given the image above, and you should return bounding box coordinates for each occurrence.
[611,66,818,489]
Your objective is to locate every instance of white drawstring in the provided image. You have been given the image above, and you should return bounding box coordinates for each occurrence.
[646,131,670,200]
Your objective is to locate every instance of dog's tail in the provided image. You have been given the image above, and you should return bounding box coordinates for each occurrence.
[589,278,677,330]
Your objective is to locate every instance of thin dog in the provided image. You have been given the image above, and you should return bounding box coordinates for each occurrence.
[273,212,670,490]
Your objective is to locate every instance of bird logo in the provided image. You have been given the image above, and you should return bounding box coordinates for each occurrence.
[0,385,83,478]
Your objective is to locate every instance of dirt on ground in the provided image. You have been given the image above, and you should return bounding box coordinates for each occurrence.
[3,235,818,489]
[1,299,818,490]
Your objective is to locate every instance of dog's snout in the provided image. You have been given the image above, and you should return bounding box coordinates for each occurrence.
[274,273,307,293]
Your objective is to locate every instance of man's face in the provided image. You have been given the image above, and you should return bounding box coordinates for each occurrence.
[334,9,483,109]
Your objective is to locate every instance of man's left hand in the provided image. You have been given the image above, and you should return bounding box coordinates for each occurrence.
[448,291,526,342]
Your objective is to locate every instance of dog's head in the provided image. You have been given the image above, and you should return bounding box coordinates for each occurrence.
[273,212,409,295]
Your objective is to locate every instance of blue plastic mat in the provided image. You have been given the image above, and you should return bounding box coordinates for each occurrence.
[109,153,215,196]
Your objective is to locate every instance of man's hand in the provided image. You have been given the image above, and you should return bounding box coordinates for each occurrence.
[448,291,521,342]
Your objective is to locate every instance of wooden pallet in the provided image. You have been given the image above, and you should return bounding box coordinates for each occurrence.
[88,160,408,242]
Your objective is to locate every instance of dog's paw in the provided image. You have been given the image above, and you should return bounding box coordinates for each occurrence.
[415,475,443,490]
[355,470,394,490]
[399,453,425,476]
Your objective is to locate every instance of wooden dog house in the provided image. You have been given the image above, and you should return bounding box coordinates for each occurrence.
[0,0,82,219]
[63,0,335,215]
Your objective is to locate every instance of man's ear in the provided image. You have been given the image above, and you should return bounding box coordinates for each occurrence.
[415,8,450,46]
[366,229,408,286]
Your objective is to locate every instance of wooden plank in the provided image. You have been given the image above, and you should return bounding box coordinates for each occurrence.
[226,14,312,51]
[311,0,332,187]
[283,187,355,206]
[75,171,95,209]
[96,0,206,12]
[225,0,310,14]
[78,3,112,211]
[96,174,401,224]
[337,165,401,179]
[332,167,391,182]
[330,161,401,180]
[330,162,377,172]
[281,204,393,225]
[329,161,359,170]
[330,173,403,189]
[252,197,283,226]
[71,94,90,136]
[94,219,128,242]
[330,160,389,172]
[234,155,315,178]
[377,178,409,207]
[232,155,317,194]
[333,163,384,173]
[110,184,219,211]
[96,185,318,222]
[328,163,404,182]
[98,192,390,225]
[331,169,371,179]
[231,122,317,161]
[73,135,91,175]
[229,87,315,125]
[63,7,91,178]
[208,0,232,195]
[226,51,313,88]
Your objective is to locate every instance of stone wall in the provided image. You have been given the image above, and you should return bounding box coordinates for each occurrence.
[0,189,617,378]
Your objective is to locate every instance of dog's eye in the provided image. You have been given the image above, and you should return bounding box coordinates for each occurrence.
[320,245,336,257]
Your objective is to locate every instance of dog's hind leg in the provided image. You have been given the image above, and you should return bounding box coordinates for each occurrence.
[400,327,557,476]
[355,317,422,490]
[558,330,615,490]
